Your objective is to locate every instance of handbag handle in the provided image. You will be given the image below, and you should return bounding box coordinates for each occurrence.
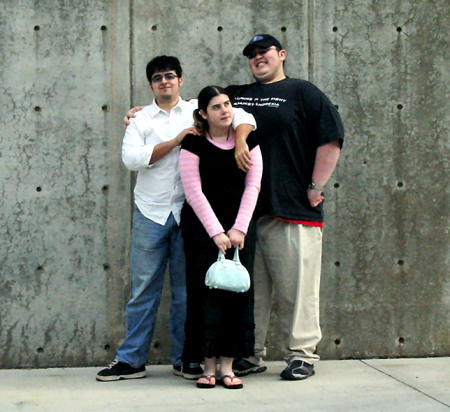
[217,247,241,263]
[233,247,241,263]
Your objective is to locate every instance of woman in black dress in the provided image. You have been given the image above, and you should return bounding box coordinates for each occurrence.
[179,86,263,389]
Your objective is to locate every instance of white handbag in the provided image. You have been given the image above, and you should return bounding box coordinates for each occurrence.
[205,247,250,293]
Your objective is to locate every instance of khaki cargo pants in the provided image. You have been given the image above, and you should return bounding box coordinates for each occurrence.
[253,216,322,363]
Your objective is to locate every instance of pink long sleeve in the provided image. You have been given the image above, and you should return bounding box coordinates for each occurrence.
[232,146,263,234]
[179,149,224,237]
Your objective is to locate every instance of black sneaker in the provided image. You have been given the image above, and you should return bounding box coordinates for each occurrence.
[280,360,315,381]
[172,363,183,377]
[182,362,203,380]
[96,360,146,382]
[232,358,267,377]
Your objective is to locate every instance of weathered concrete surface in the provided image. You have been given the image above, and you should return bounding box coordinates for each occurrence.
[0,0,448,368]
[0,1,131,367]
[312,0,450,359]
[0,358,448,411]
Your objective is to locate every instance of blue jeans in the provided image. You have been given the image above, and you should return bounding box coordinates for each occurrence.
[116,207,186,367]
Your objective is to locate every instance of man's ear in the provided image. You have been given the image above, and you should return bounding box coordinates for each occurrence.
[149,83,154,93]
[178,77,184,88]
[279,49,287,62]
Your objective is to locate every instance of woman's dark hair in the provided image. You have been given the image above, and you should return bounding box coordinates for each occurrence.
[146,55,182,83]
[193,85,229,132]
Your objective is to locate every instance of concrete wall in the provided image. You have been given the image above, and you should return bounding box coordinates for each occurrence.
[0,0,448,368]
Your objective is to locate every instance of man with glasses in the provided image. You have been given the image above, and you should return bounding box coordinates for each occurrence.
[96,55,255,382]
[226,34,344,380]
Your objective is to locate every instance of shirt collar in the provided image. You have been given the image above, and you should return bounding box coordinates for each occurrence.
[148,97,186,117]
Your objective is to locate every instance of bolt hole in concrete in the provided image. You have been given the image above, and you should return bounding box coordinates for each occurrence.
[153,341,160,349]
[334,339,341,345]
[37,347,44,353]
[100,25,107,31]
[34,106,41,112]
[362,159,368,165]
[334,183,340,188]
[281,26,286,32]
[332,26,338,32]
[37,265,43,271]
[102,185,109,192]
[397,104,403,110]
[102,105,108,112]
[36,186,42,192]
[151,25,157,31]
[397,27,402,32]
[217,26,223,31]
[398,260,404,266]
[397,181,404,188]
[334,261,340,267]
[103,264,110,270]
[34,25,40,31]
[104,344,111,351]
[398,337,405,344]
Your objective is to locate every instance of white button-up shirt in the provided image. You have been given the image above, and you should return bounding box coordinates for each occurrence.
[122,97,256,225]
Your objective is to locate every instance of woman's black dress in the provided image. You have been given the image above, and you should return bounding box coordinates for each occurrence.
[181,133,258,361]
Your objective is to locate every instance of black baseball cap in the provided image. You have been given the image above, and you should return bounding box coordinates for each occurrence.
[242,34,283,57]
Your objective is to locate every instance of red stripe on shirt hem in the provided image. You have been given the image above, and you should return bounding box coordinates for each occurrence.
[274,216,324,228]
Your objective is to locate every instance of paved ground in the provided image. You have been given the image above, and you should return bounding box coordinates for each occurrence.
[0,358,448,411]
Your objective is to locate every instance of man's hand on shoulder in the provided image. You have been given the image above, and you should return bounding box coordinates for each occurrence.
[149,127,202,165]
[175,127,201,146]
[235,136,252,172]
[123,106,145,129]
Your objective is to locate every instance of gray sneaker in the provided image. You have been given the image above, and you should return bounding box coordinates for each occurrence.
[280,360,314,380]
[232,358,267,377]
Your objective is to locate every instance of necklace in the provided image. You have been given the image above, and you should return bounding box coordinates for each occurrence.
[208,126,230,141]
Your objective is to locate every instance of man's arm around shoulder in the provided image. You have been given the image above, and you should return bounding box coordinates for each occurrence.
[121,112,153,171]
[149,127,199,165]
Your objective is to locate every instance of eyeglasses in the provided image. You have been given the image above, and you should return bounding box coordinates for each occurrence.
[151,73,178,83]
[247,46,278,59]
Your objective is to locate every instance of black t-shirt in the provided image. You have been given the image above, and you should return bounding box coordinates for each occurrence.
[226,78,344,222]
[180,133,259,240]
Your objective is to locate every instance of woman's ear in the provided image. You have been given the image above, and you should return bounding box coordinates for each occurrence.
[199,109,207,120]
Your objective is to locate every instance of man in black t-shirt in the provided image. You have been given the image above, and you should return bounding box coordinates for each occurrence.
[228,34,344,381]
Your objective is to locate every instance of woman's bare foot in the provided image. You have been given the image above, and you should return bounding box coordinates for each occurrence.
[197,357,217,388]
[220,374,243,389]
[196,374,216,389]
[219,357,243,389]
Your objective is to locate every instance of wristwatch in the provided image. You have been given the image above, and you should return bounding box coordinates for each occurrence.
[308,182,325,191]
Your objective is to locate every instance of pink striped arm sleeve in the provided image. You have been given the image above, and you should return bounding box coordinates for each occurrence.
[179,149,224,238]
[232,145,263,234]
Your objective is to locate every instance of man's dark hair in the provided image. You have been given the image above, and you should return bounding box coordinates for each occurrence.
[146,55,182,83]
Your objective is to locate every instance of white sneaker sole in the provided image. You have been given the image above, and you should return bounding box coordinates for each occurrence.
[96,371,146,382]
